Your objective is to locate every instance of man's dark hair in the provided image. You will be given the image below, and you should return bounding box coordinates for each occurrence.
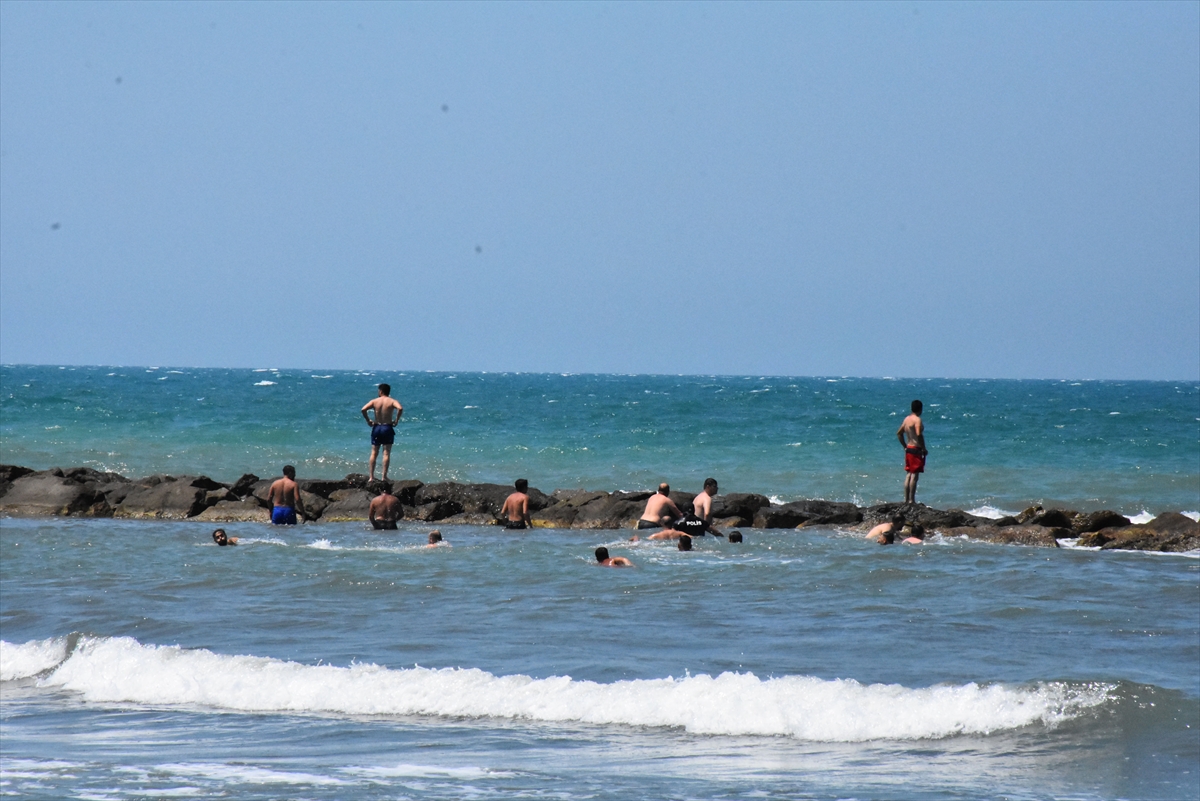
[658,483,670,495]
[212,529,227,544]
[379,383,391,396]
[429,531,443,544]
[678,534,692,551]
[595,546,610,562]
[515,478,528,492]
[283,465,296,479]
[883,530,895,544]
[728,531,743,543]
[911,399,922,414]
[891,513,906,526]
[703,477,718,491]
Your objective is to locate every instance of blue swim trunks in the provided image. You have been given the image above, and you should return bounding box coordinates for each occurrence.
[371,424,395,446]
[271,506,297,525]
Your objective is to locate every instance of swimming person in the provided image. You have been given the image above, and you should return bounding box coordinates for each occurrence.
[728,531,743,543]
[499,479,533,529]
[428,531,444,546]
[266,465,305,525]
[637,483,683,530]
[677,534,693,551]
[361,383,404,482]
[211,528,238,546]
[897,399,927,504]
[368,485,402,530]
[594,546,633,567]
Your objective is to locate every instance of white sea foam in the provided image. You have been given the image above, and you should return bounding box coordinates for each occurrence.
[253,380,276,386]
[31,636,1113,742]
[1127,511,1156,524]
[966,505,1017,520]
[1184,511,1199,522]
[1,637,69,680]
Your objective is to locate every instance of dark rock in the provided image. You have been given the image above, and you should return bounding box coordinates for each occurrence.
[414,482,551,519]
[321,490,374,521]
[411,500,458,522]
[0,465,36,485]
[298,478,352,499]
[343,473,370,489]
[297,490,327,520]
[1088,513,1200,552]
[754,500,862,528]
[188,475,227,492]
[62,466,129,485]
[533,490,608,528]
[115,479,209,519]
[668,491,695,515]
[993,516,1021,527]
[390,480,423,506]
[0,472,109,516]
[712,493,771,522]
[1026,509,1076,529]
[941,525,1063,547]
[570,492,648,529]
[1071,510,1131,534]
[862,503,987,530]
[204,488,238,507]
[229,473,260,498]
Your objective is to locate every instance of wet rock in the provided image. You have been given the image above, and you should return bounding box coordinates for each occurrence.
[754,500,862,528]
[414,482,550,519]
[321,490,374,521]
[1026,509,1077,529]
[863,503,987,530]
[114,478,209,519]
[533,490,608,528]
[298,478,353,498]
[712,493,770,524]
[411,500,458,522]
[940,525,1063,547]
[229,473,260,498]
[0,472,109,516]
[194,500,270,523]
[204,488,239,507]
[1071,510,1131,534]
[1086,513,1200,552]
[570,491,650,529]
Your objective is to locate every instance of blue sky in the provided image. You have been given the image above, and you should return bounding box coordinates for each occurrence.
[2,1,1197,379]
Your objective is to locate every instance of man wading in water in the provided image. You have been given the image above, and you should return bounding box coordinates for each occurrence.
[897,399,927,504]
[362,383,403,482]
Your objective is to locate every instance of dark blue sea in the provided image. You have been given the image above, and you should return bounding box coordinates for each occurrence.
[2,366,1198,800]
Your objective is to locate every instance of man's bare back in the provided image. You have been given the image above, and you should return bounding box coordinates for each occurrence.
[639,484,682,527]
[896,400,927,504]
[362,396,403,426]
[267,476,299,508]
[499,479,532,529]
[369,492,402,529]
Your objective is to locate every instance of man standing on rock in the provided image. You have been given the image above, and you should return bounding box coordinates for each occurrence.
[637,483,683,530]
[362,383,403,482]
[267,465,306,525]
[368,485,402,530]
[499,478,533,529]
[897,399,927,504]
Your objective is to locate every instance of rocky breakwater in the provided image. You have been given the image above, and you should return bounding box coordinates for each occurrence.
[0,465,1195,553]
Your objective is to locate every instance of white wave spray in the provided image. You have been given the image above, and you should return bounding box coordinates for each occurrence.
[2,636,1114,742]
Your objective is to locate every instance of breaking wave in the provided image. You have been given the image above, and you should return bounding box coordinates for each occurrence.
[1,636,1114,742]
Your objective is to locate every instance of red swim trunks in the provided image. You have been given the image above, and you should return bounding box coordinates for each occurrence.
[905,447,926,474]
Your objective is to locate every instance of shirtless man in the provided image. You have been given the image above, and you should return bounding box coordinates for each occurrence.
[368,485,402,530]
[687,477,724,537]
[594,546,633,567]
[361,383,404,482]
[266,465,306,525]
[866,514,905,545]
[428,530,444,546]
[637,483,683,530]
[499,479,533,529]
[896,399,927,504]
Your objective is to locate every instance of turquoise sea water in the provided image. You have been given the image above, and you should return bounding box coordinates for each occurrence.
[1,365,1198,514]
[2,365,1198,800]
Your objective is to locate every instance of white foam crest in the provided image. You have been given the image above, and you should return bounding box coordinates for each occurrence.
[40,637,1113,742]
[1183,511,1199,522]
[1127,510,1155,525]
[253,380,276,386]
[345,764,514,779]
[1,637,69,680]
[159,763,347,785]
[966,505,1017,520]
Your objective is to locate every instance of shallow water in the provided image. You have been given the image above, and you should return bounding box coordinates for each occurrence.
[2,517,1197,800]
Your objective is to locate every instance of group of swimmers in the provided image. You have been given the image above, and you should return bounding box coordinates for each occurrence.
[212,527,444,547]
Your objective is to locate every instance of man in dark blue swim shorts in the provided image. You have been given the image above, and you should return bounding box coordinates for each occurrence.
[361,383,404,482]
[266,465,305,525]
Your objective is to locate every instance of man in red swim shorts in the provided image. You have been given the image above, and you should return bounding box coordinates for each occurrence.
[896,399,927,504]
